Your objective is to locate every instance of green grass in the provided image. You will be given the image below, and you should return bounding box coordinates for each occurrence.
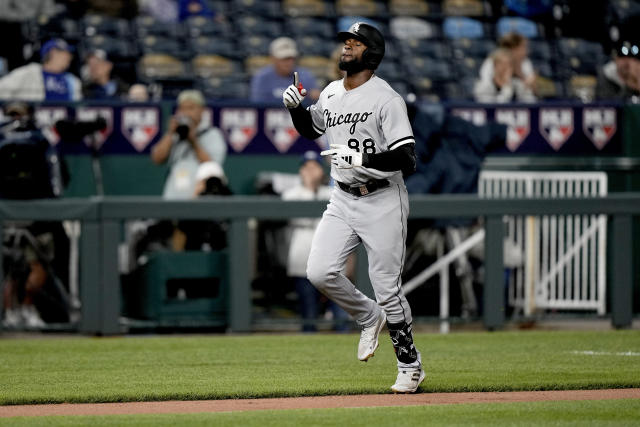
[2,399,640,426]
[0,331,639,405]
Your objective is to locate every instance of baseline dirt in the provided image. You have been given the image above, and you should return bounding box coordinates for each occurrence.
[1,389,638,417]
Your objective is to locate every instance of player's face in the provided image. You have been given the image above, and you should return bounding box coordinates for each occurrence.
[341,38,366,64]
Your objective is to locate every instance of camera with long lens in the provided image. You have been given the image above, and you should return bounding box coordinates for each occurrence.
[175,115,192,140]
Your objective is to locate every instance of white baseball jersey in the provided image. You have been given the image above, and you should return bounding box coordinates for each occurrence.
[308,75,415,185]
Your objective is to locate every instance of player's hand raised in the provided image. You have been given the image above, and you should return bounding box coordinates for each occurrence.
[283,71,307,109]
[320,144,362,169]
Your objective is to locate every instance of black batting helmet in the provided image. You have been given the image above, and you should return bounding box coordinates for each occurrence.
[338,22,385,70]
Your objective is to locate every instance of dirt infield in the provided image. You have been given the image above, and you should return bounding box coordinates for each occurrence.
[1,389,638,417]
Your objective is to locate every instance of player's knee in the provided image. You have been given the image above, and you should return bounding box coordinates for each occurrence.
[306,262,337,288]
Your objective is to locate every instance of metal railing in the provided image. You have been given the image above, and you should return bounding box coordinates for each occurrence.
[1,194,638,334]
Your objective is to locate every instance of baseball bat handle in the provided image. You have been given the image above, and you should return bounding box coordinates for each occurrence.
[293,71,307,96]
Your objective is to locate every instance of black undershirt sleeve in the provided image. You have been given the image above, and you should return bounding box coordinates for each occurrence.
[362,143,416,177]
[288,105,322,140]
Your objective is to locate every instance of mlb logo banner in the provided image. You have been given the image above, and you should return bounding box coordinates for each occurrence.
[121,107,159,152]
[450,108,487,127]
[75,106,113,150]
[495,108,530,152]
[539,108,574,151]
[220,108,258,152]
[35,106,68,145]
[264,109,299,153]
[583,108,616,150]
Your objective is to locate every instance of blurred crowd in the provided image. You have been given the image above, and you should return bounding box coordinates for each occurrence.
[0,0,638,103]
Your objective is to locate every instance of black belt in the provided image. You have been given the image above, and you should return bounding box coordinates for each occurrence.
[337,179,389,197]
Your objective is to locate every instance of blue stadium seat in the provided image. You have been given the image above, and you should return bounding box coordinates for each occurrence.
[375,61,402,82]
[399,39,450,59]
[404,57,453,82]
[443,17,485,39]
[496,17,540,39]
[452,56,482,79]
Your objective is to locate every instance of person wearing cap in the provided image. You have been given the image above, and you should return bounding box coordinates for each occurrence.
[152,89,227,199]
[282,151,349,332]
[82,49,128,100]
[250,37,320,104]
[597,39,640,101]
[0,38,82,101]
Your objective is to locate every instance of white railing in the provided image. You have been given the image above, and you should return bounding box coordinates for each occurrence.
[478,171,607,315]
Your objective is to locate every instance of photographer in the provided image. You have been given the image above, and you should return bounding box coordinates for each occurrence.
[1,102,70,328]
[151,90,227,199]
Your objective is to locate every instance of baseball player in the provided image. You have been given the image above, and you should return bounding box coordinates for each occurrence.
[283,22,424,393]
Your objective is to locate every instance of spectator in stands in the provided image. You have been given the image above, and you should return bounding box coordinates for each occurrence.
[82,49,127,100]
[127,83,150,102]
[282,151,349,332]
[151,89,227,199]
[473,48,536,103]
[0,39,82,101]
[250,37,320,104]
[597,40,640,102]
[481,32,536,92]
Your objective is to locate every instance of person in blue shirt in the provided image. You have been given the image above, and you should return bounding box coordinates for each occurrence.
[250,37,320,105]
[0,38,82,101]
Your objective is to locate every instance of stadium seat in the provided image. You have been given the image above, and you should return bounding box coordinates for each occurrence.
[299,56,332,86]
[244,55,272,76]
[135,16,182,39]
[286,17,335,39]
[530,60,555,79]
[138,54,188,79]
[139,36,186,58]
[390,17,441,40]
[27,18,81,43]
[388,0,431,17]
[283,0,332,17]
[567,74,597,102]
[557,38,604,60]
[442,0,487,17]
[190,36,238,58]
[83,14,130,38]
[452,56,481,79]
[400,39,450,59]
[192,55,239,78]
[235,15,284,36]
[375,61,403,82]
[82,35,136,60]
[229,0,283,18]
[183,16,232,38]
[528,40,553,62]
[296,36,334,57]
[450,38,496,59]
[443,17,485,39]
[240,35,272,56]
[496,17,540,39]
[199,76,249,99]
[535,75,564,99]
[404,57,453,82]
[336,0,385,17]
